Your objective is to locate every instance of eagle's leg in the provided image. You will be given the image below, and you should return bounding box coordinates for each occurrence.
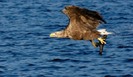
[98,35,108,55]
[90,40,99,48]
[98,37,106,44]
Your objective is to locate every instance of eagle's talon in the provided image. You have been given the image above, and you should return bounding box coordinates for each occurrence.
[90,40,97,48]
[92,43,97,48]
[98,37,106,44]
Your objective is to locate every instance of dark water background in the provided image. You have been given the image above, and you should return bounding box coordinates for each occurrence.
[0,0,133,77]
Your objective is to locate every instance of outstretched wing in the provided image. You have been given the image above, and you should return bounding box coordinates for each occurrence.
[63,6,106,40]
[79,8,106,30]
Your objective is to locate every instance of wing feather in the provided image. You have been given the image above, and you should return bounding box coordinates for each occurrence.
[63,6,106,40]
[78,8,106,30]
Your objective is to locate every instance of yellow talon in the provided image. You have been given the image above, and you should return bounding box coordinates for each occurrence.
[92,41,97,48]
[98,37,106,44]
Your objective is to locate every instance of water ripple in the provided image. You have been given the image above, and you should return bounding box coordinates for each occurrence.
[104,74,133,77]
[48,58,90,63]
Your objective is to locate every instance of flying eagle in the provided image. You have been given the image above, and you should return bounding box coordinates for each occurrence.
[50,5,112,54]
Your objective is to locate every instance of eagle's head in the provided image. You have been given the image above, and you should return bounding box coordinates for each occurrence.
[50,30,66,38]
[50,31,62,38]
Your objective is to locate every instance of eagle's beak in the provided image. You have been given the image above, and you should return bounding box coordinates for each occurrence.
[49,33,55,37]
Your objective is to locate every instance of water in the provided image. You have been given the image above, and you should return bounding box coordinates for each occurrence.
[0,0,133,77]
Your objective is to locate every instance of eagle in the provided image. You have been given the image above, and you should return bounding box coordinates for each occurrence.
[50,5,112,54]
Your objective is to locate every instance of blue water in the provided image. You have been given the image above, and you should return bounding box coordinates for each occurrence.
[0,0,133,77]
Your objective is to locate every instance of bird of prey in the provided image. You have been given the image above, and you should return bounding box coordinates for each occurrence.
[50,5,112,54]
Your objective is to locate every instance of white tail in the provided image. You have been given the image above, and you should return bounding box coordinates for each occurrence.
[97,29,112,35]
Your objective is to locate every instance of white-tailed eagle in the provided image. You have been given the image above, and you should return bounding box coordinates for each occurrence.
[50,5,112,54]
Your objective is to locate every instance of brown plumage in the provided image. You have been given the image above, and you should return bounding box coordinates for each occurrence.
[50,5,106,41]
[50,5,109,54]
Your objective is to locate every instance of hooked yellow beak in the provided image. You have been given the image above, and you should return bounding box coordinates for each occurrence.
[49,33,55,37]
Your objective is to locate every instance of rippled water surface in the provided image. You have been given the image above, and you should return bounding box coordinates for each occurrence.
[0,0,133,77]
